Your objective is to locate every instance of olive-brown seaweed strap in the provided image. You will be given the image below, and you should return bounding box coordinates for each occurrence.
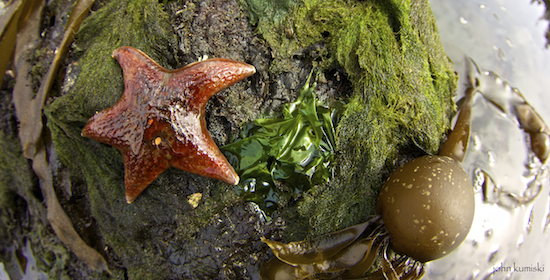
[439,87,475,163]
[261,216,378,265]
[380,240,399,280]
[340,226,386,278]
[259,257,308,280]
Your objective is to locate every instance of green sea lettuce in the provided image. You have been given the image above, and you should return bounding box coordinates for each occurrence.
[222,72,337,212]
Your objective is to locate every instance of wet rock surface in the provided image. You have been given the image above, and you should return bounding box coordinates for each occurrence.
[0,0,456,279]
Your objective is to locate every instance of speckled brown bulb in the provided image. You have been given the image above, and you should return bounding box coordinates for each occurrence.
[376,155,475,262]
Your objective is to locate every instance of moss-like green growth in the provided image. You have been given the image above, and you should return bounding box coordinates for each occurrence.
[243,0,457,235]
[45,0,179,209]
[0,132,34,233]
[60,0,179,120]
[0,132,71,279]
[40,0,457,275]
[222,72,337,213]
[44,0,236,278]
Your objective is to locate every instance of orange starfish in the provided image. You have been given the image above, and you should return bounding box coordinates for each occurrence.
[81,46,255,203]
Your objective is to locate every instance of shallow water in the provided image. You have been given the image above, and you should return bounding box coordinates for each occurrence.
[427,0,550,279]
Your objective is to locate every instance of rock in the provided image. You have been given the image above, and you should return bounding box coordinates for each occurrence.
[0,0,456,278]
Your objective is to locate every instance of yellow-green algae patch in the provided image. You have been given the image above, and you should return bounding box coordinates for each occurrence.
[243,0,457,237]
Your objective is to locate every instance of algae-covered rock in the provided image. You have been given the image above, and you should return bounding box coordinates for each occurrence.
[2,0,456,278]
[242,0,457,237]
[44,0,271,278]
[0,131,84,279]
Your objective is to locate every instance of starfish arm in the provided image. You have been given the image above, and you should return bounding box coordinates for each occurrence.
[122,146,170,203]
[81,105,146,155]
[168,58,256,111]
[83,46,169,155]
[169,127,239,185]
[112,46,167,85]
[167,108,239,185]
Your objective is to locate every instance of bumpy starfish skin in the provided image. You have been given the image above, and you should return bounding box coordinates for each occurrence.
[81,46,255,203]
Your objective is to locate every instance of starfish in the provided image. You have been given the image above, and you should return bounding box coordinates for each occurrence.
[81,46,255,203]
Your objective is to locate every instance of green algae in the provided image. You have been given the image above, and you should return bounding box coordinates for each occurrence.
[45,0,179,209]
[0,132,76,279]
[243,0,458,236]
[222,72,338,213]
[37,0,458,276]
[43,0,236,278]
[0,133,30,207]
[0,133,35,250]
